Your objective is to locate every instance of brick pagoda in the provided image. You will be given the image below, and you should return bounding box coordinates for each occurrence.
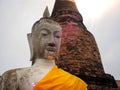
[51,0,118,89]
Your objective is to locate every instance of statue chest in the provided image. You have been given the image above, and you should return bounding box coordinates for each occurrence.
[17,68,49,90]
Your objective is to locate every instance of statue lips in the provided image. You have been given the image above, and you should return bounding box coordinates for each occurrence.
[45,47,57,60]
[46,47,57,52]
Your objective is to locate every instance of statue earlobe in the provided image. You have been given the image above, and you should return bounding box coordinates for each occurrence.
[27,33,34,62]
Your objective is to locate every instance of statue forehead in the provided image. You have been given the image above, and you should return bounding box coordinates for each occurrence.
[32,19,62,33]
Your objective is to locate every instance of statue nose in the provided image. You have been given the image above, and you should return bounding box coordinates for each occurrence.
[48,43,55,47]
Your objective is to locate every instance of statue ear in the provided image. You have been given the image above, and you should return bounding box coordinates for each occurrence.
[27,33,33,61]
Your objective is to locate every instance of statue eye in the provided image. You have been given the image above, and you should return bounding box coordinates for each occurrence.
[55,35,61,38]
[54,32,61,38]
[42,33,48,36]
[38,33,48,39]
[40,29,49,37]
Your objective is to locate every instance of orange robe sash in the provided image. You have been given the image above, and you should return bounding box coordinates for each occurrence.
[33,65,87,90]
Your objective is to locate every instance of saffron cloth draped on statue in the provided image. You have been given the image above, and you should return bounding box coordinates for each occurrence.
[33,65,87,90]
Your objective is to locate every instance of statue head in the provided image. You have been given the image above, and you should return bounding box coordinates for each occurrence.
[27,7,62,65]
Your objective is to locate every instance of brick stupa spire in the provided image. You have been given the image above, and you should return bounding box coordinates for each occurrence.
[51,0,118,89]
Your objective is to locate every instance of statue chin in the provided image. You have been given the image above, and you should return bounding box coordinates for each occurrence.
[47,55,56,60]
[44,51,59,60]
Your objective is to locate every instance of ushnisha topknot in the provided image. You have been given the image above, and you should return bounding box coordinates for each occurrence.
[43,6,50,18]
[31,6,61,33]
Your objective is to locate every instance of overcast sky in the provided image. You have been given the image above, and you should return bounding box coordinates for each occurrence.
[0,0,120,80]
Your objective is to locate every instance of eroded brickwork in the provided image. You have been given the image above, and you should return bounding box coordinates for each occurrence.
[52,0,118,89]
[52,0,104,78]
[56,21,104,76]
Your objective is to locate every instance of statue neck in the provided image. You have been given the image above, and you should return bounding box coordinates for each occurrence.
[32,58,56,69]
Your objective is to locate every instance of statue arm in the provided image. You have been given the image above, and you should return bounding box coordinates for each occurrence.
[0,69,19,90]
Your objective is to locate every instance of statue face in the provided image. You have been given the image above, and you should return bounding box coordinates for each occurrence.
[32,20,62,60]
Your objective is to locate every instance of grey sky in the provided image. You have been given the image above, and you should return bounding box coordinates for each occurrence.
[0,0,120,80]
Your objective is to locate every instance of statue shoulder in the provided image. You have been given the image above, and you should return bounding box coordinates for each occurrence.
[0,68,21,90]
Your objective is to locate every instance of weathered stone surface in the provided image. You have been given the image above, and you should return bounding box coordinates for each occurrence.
[55,22,104,76]
[52,0,118,89]
[52,0,104,78]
